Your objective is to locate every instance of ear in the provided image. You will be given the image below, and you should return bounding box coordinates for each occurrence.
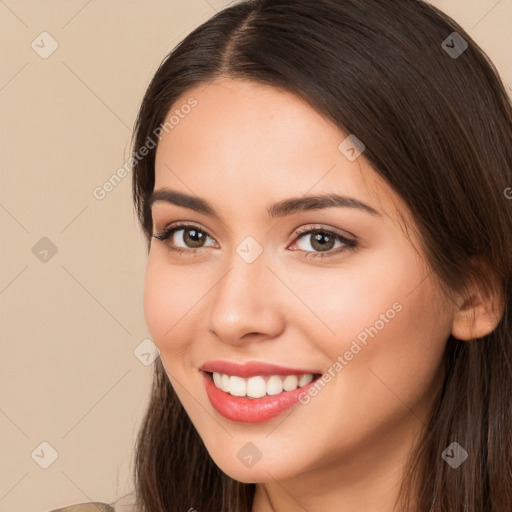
[451,277,504,341]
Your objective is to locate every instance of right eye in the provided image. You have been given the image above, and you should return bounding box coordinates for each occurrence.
[153,222,218,254]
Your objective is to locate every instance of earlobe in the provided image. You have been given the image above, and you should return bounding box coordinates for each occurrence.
[451,288,504,341]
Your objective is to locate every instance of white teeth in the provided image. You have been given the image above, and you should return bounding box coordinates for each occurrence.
[220,373,230,393]
[247,376,267,398]
[283,375,299,391]
[211,372,316,398]
[229,376,247,397]
[266,375,283,395]
[298,374,313,387]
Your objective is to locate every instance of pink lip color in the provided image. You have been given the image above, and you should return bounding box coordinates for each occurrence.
[201,370,320,423]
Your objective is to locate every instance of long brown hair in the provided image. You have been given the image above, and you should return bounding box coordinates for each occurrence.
[130,1,512,510]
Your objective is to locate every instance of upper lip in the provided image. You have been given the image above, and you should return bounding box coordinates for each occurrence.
[200,360,322,377]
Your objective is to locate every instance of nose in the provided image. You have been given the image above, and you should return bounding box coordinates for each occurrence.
[206,250,285,346]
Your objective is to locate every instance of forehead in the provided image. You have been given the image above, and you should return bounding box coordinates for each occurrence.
[152,78,404,222]
[155,78,341,172]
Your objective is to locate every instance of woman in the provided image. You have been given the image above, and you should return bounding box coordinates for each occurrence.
[50,0,512,510]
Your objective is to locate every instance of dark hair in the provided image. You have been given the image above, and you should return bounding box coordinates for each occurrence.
[130,0,512,510]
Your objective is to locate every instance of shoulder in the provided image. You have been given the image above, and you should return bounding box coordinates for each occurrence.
[48,492,137,512]
[48,504,114,512]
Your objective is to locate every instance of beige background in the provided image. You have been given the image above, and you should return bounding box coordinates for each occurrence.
[0,1,510,511]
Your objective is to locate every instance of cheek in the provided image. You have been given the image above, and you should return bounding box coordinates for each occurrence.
[281,248,424,350]
[324,271,450,428]
[143,259,168,343]
[292,246,449,389]
[143,255,199,354]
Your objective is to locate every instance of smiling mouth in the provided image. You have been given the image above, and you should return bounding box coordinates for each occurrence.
[202,369,324,423]
[204,370,323,399]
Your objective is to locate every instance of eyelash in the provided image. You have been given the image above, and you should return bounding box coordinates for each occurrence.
[152,221,357,259]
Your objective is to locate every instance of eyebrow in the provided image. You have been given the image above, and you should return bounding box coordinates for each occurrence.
[147,188,381,218]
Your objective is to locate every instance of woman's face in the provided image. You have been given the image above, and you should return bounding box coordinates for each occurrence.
[144,78,454,487]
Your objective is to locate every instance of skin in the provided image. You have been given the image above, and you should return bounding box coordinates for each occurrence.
[143,77,501,512]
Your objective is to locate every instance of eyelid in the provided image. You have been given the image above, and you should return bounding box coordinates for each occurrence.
[152,221,357,258]
[153,221,218,247]
[292,223,356,242]
[153,221,354,241]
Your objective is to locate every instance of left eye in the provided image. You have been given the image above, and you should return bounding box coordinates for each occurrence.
[152,224,357,259]
[289,228,357,258]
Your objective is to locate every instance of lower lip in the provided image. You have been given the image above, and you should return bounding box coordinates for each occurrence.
[202,371,319,423]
